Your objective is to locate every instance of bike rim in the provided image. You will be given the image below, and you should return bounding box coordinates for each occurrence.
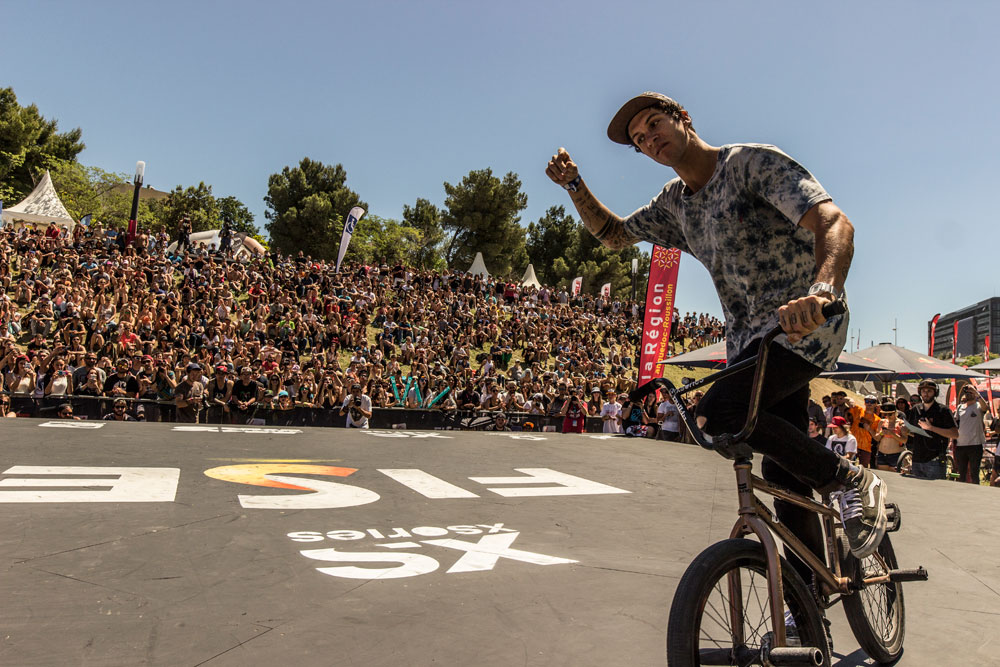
[857,554,902,644]
[697,561,813,663]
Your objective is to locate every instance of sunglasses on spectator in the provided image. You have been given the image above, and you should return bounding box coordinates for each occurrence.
[60,410,73,416]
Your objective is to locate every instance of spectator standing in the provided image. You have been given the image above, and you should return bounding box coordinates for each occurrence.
[560,388,587,434]
[104,358,140,399]
[873,402,907,472]
[601,392,623,433]
[657,393,681,441]
[175,363,206,423]
[954,384,989,484]
[825,417,858,461]
[340,382,372,428]
[903,380,958,480]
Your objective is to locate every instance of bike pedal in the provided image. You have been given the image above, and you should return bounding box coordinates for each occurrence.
[885,502,901,532]
[887,567,929,582]
[768,645,825,666]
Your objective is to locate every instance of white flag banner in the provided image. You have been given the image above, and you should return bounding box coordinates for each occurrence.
[601,282,611,297]
[571,276,583,296]
[335,206,366,273]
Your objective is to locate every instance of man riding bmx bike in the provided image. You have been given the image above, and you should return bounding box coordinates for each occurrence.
[545,92,887,574]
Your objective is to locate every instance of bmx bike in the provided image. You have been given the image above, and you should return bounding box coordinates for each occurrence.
[629,302,928,666]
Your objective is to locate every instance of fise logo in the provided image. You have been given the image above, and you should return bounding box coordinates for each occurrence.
[288,523,576,580]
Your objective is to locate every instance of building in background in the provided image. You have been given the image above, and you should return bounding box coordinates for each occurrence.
[929,297,1000,358]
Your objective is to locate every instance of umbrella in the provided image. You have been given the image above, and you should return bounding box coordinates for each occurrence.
[660,341,895,379]
[969,358,1000,371]
[658,341,727,369]
[852,343,986,380]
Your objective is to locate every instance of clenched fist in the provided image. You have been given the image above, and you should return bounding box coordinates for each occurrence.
[546,148,579,188]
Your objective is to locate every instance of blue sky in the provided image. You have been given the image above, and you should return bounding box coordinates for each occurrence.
[2,1,997,355]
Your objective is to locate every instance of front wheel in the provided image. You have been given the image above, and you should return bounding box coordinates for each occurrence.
[841,533,905,664]
[667,539,830,666]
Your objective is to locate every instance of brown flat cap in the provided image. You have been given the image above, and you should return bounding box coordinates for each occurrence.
[607,91,680,145]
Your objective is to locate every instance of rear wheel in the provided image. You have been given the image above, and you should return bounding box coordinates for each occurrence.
[841,533,905,664]
[667,539,830,666]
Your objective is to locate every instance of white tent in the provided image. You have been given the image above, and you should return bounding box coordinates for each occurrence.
[521,263,541,289]
[467,251,489,278]
[1,171,76,231]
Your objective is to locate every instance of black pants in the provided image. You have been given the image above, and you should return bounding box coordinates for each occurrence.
[697,339,843,584]
[953,445,983,484]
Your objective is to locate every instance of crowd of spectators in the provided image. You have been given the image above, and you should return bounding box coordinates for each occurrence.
[0,221,724,429]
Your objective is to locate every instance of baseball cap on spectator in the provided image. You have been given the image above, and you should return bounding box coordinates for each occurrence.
[864,394,878,404]
[831,416,849,428]
[187,363,202,371]
[142,355,153,362]
[277,390,289,397]
[216,364,228,372]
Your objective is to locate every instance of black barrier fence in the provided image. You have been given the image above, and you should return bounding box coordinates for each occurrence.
[3,395,609,432]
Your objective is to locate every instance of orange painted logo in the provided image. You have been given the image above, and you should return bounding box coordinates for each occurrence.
[204,464,358,491]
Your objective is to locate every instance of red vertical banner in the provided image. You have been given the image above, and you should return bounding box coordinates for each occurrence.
[987,336,995,418]
[952,321,959,365]
[638,246,681,386]
[929,313,940,355]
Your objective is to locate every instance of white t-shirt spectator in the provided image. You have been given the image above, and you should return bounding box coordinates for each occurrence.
[955,402,986,446]
[342,393,372,428]
[657,400,681,435]
[825,433,858,458]
[601,400,623,433]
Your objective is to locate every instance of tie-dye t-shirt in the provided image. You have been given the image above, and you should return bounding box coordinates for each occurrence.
[623,143,849,370]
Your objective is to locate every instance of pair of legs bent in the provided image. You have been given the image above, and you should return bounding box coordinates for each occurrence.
[696,338,846,582]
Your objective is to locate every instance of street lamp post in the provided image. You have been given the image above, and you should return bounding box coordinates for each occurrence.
[631,257,638,303]
[127,161,145,244]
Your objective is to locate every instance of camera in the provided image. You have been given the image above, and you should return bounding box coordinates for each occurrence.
[354,396,362,406]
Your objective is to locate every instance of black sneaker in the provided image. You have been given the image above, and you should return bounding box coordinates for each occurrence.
[834,467,887,559]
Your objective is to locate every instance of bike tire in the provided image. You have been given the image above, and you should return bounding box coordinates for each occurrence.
[667,538,830,667]
[841,533,905,664]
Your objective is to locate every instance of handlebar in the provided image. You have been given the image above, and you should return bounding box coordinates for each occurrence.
[629,300,847,460]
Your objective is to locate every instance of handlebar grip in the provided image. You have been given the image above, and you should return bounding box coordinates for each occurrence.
[821,299,846,319]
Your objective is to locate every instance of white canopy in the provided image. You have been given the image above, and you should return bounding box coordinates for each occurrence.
[521,263,541,289]
[1,171,76,231]
[467,251,489,278]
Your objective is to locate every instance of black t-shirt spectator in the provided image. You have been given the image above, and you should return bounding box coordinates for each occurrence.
[906,401,956,463]
[231,379,260,405]
[457,388,480,410]
[103,372,140,398]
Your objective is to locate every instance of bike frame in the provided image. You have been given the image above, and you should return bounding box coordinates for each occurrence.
[632,304,875,651]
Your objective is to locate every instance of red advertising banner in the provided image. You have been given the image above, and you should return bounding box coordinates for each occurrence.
[987,336,995,418]
[952,321,958,365]
[638,246,681,386]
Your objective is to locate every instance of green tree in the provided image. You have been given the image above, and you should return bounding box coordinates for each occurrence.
[264,157,366,259]
[48,161,159,231]
[527,204,648,296]
[216,195,258,236]
[526,205,577,285]
[440,168,528,276]
[401,197,445,269]
[348,214,423,266]
[160,182,220,235]
[0,87,85,204]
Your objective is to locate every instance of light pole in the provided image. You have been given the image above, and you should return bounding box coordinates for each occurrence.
[631,257,638,303]
[127,161,145,244]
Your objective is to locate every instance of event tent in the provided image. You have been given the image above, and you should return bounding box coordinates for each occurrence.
[660,340,895,379]
[852,343,986,380]
[521,264,541,289]
[467,252,489,278]
[970,358,1000,371]
[1,171,76,231]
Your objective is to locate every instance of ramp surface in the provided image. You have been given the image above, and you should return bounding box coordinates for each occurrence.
[0,420,997,666]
